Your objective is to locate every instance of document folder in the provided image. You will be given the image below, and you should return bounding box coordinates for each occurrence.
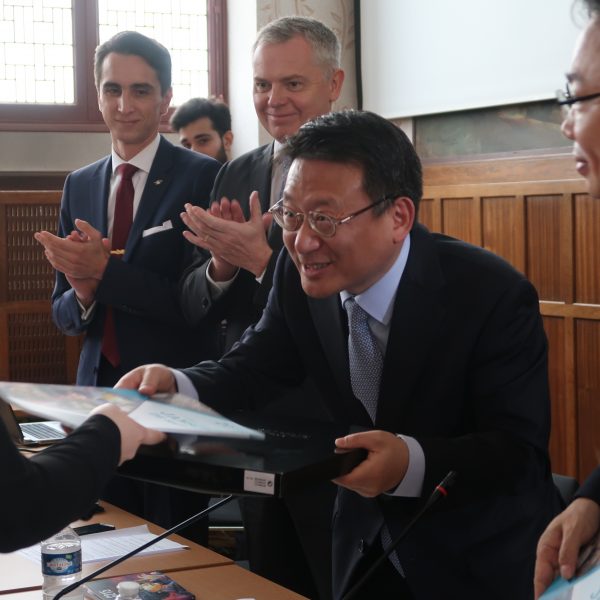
[118,412,367,498]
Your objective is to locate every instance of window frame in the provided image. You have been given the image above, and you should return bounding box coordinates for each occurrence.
[0,0,227,132]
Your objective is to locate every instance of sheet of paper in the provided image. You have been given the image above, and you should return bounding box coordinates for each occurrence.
[18,525,187,564]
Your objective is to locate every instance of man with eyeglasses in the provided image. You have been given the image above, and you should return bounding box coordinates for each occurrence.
[535,1,600,597]
[174,16,344,599]
[118,110,560,599]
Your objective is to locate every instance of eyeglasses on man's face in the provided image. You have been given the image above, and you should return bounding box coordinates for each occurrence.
[556,82,600,118]
[269,194,398,238]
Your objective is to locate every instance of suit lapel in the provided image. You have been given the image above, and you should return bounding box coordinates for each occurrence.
[308,295,371,425]
[126,136,174,256]
[258,142,274,212]
[90,157,111,235]
[376,225,446,428]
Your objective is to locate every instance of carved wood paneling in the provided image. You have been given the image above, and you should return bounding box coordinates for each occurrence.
[0,191,80,384]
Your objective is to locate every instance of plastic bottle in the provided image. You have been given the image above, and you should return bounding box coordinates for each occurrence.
[116,581,141,599]
[41,526,83,600]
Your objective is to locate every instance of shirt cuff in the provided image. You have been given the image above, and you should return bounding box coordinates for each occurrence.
[387,435,425,497]
[77,298,96,321]
[206,258,238,299]
[171,369,199,400]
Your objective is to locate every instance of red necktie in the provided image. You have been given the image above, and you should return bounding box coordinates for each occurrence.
[101,163,138,368]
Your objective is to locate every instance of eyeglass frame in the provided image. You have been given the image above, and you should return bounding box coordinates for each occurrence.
[268,193,400,238]
[556,83,600,113]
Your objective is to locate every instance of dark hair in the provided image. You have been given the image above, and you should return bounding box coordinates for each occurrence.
[169,97,232,135]
[281,110,422,216]
[581,0,600,16]
[253,16,340,77]
[94,31,172,94]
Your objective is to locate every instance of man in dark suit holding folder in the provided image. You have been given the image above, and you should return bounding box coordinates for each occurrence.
[120,110,560,599]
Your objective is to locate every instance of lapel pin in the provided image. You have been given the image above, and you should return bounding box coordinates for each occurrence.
[153,179,163,186]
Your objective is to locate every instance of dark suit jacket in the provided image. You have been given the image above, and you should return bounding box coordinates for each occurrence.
[576,468,600,503]
[1,414,119,552]
[51,137,221,385]
[182,224,561,599]
[179,142,282,351]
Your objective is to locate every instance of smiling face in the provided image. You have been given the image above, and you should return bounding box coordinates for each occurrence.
[177,116,232,163]
[97,52,172,160]
[282,159,414,298]
[561,18,600,198]
[252,36,344,142]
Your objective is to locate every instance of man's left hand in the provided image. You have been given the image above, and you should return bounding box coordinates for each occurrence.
[181,191,273,278]
[333,430,409,497]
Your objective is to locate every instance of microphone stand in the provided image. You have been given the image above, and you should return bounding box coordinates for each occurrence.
[342,471,457,600]
[52,494,235,599]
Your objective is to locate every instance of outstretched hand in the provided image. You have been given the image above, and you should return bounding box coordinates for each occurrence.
[534,497,600,598]
[91,403,166,465]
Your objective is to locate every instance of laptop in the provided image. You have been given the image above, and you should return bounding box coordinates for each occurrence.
[0,398,66,445]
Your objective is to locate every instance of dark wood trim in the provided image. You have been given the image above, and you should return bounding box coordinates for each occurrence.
[208,0,229,102]
[0,173,68,191]
[423,153,579,186]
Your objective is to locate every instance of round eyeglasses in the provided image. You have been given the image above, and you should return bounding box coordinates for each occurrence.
[556,83,600,118]
[268,194,398,238]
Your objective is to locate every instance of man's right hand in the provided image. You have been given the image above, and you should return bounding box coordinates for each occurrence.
[534,497,600,598]
[115,363,177,397]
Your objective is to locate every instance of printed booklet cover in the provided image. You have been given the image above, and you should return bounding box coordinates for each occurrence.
[0,381,264,440]
[84,570,194,599]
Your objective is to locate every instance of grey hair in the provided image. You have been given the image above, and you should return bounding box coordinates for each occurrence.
[253,16,341,76]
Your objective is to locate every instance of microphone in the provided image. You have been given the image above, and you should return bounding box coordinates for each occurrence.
[342,470,457,600]
[52,494,235,600]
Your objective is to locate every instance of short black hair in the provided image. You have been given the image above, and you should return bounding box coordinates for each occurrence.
[582,0,600,16]
[282,110,422,217]
[94,31,171,95]
[169,97,232,136]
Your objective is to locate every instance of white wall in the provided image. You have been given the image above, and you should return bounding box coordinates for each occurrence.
[227,0,260,156]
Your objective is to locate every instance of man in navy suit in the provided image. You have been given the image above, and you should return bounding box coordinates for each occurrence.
[35,30,220,535]
[120,110,560,599]
[535,1,600,596]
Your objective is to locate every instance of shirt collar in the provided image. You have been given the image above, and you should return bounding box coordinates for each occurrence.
[340,233,411,325]
[111,134,161,175]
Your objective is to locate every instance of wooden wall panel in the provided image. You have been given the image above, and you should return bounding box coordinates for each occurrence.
[441,197,478,245]
[526,195,566,302]
[574,193,600,304]
[423,176,591,481]
[482,196,525,274]
[544,316,576,477]
[576,319,600,479]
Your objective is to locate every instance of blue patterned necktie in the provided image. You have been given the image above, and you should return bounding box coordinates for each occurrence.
[345,296,383,422]
[345,296,404,574]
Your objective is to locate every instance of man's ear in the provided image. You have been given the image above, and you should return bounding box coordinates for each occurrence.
[160,87,173,116]
[223,130,234,151]
[391,196,415,243]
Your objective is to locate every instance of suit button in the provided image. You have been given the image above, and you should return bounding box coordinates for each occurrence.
[358,539,368,554]
[201,298,209,309]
